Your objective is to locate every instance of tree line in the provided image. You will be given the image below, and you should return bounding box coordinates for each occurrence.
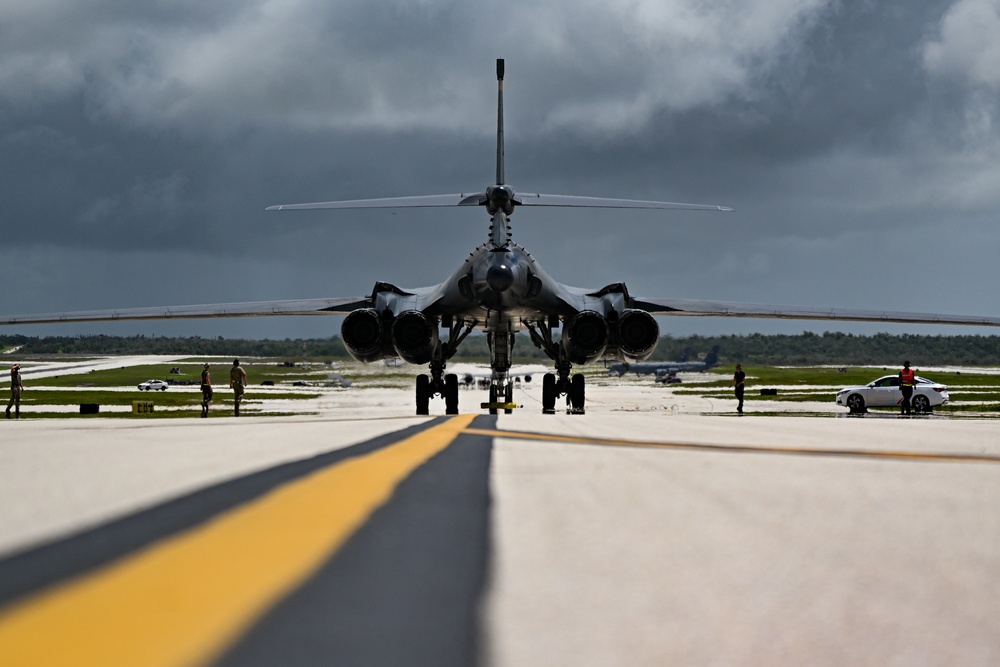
[2,331,999,366]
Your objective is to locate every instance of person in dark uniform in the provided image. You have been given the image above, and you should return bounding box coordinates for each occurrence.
[200,363,213,418]
[6,364,23,419]
[733,363,746,414]
[898,360,915,416]
[230,359,247,417]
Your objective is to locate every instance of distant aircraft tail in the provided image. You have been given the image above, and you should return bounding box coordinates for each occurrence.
[705,345,720,367]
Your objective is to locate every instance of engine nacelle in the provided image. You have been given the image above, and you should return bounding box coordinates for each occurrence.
[562,310,610,364]
[341,309,393,363]
[616,309,659,361]
[391,310,440,365]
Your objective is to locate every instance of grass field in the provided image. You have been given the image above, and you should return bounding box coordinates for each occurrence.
[6,359,329,418]
[5,359,999,418]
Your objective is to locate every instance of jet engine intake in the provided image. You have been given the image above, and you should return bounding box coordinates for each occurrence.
[342,309,391,363]
[616,309,659,361]
[563,310,609,364]
[391,310,440,365]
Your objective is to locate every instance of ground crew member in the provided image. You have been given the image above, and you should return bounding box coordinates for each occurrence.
[230,359,247,417]
[733,363,746,415]
[899,360,915,416]
[200,363,213,418]
[6,364,23,419]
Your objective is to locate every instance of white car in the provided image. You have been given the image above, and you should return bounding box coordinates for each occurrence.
[138,379,169,391]
[836,375,948,413]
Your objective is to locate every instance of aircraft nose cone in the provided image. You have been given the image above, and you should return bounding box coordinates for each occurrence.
[486,263,515,292]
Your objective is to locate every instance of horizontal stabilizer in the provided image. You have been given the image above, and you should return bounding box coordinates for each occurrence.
[266,194,485,210]
[516,194,733,211]
[268,192,731,212]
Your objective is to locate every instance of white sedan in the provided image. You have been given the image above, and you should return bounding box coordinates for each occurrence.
[836,375,948,413]
[138,379,169,391]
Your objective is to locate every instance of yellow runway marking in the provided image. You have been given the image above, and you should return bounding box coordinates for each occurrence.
[0,415,475,667]
[463,427,1000,465]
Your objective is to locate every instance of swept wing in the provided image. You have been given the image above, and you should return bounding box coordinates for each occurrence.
[633,297,1000,327]
[1,297,366,326]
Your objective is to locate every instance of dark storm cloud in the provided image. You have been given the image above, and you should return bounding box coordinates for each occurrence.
[2,0,999,338]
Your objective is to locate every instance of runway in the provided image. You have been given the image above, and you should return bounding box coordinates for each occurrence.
[1,403,999,666]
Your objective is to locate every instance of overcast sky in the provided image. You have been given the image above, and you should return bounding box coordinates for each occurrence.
[2,0,1000,341]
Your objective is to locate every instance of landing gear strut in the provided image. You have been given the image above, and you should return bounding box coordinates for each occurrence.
[413,318,473,415]
[528,320,586,415]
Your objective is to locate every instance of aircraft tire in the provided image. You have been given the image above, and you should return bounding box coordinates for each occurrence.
[416,374,430,415]
[571,373,585,413]
[445,374,459,414]
[488,384,498,415]
[504,382,514,414]
[542,373,556,413]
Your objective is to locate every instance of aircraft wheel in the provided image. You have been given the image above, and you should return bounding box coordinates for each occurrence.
[846,393,865,414]
[912,394,930,413]
[504,382,514,414]
[416,374,430,415]
[542,373,556,413]
[488,384,498,415]
[570,373,585,413]
[445,373,459,414]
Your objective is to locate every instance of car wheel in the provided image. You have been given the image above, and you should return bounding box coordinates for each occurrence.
[912,394,930,413]
[846,393,866,413]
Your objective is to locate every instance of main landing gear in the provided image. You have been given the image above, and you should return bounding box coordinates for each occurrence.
[541,369,585,414]
[415,371,459,415]
[527,322,586,415]
[414,319,473,416]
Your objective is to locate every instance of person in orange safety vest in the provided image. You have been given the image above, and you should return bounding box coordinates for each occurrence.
[898,360,916,416]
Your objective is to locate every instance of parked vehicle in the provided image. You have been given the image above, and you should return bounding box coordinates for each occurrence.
[836,375,948,413]
[138,379,169,391]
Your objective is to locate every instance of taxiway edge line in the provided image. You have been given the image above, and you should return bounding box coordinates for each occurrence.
[462,427,1000,465]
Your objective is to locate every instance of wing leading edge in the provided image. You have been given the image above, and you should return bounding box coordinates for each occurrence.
[0,297,367,326]
[633,297,1000,328]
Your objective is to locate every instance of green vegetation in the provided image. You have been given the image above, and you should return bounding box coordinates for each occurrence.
[4,331,1000,366]
[4,330,1000,418]
[8,360,326,419]
[38,360,335,389]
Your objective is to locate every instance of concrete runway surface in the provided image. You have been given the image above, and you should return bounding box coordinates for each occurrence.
[1,390,999,666]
